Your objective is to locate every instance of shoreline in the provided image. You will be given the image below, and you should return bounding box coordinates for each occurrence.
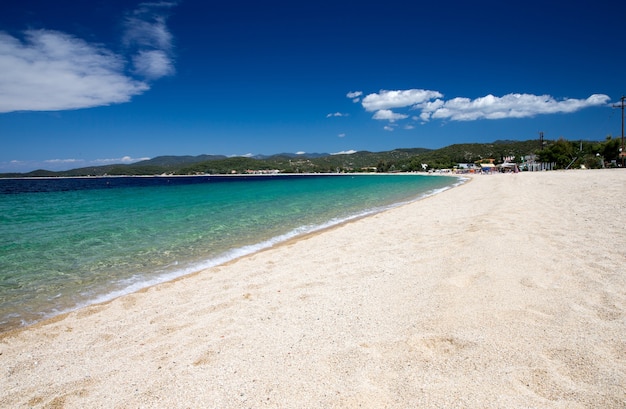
[0,173,463,334]
[1,170,624,408]
[0,171,438,180]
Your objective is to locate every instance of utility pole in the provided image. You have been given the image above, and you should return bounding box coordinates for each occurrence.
[539,131,544,150]
[613,96,625,167]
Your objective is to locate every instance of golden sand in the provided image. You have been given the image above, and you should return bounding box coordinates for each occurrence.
[1,170,625,408]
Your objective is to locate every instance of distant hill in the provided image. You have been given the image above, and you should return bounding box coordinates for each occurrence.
[1,139,583,177]
[253,152,330,160]
[134,154,228,167]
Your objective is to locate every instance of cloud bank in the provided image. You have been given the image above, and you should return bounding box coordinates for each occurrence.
[352,89,611,126]
[0,2,177,113]
[2,155,150,172]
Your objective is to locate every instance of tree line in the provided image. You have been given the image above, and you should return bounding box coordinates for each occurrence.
[2,138,622,178]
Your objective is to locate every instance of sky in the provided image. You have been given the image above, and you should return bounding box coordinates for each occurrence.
[0,0,624,172]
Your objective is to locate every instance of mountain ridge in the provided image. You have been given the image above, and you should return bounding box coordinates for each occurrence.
[2,138,613,177]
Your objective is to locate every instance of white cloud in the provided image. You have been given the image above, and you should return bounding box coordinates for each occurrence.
[44,158,84,165]
[346,91,363,103]
[362,89,443,112]
[338,133,346,138]
[418,112,430,122]
[296,151,306,155]
[0,2,177,114]
[46,156,149,166]
[415,99,445,116]
[1,155,150,172]
[0,30,149,113]
[123,4,175,50]
[372,109,408,122]
[93,156,150,164]
[132,50,174,79]
[123,2,177,79]
[331,150,357,155]
[383,125,394,132]
[355,88,611,126]
[425,93,611,121]
[326,112,348,118]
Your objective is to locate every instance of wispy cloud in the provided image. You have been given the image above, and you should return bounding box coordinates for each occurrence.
[92,156,151,165]
[1,155,150,172]
[44,158,84,165]
[0,2,177,113]
[43,156,150,167]
[123,1,177,79]
[123,2,175,49]
[0,30,148,113]
[331,150,357,155]
[326,112,348,118]
[357,88,611,127]
[132,50,174,79]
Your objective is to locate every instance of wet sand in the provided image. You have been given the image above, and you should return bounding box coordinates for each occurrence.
[1,169,625,408]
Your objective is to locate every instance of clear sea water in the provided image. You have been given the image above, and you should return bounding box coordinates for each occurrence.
[0,174,459,332]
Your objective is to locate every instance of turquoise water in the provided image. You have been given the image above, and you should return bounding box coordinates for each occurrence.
[0,174,459,331]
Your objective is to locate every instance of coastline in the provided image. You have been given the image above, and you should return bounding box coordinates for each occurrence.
[0,171,453,180]
[0,173,461,333]
[1,170,625,408]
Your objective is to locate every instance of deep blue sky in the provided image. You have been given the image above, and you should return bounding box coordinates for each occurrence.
[1,0,624,172]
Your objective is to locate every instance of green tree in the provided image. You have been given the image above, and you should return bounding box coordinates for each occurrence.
[538,138,576,169]
[599,136,622,164]
[376,160,390,172]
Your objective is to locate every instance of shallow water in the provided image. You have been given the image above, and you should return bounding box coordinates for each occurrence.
[0,174,459,331]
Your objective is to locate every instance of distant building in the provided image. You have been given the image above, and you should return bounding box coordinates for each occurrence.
[245,169,280,174]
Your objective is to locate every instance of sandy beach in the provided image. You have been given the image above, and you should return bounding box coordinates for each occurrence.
[1,170,625,408]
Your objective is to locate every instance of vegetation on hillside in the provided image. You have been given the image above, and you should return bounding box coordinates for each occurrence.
[2,138,622,178]
[537,136,623,169]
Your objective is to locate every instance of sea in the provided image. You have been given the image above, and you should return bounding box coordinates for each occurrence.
[0,173,460,332]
